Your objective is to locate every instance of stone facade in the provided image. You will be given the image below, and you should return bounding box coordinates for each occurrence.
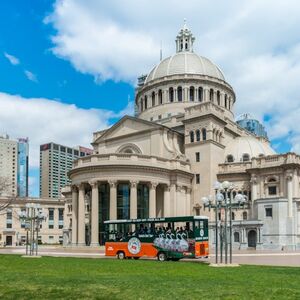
[0,196,65,246]
[63,24,300,250]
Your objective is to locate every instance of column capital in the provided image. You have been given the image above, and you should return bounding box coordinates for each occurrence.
[130,180,139,188]
[71,185,78,193]
[108,180,117,188]
[286,173,293,181]
[149,182,158,190]
[250,175,258,184]
[89,180,98,188]
[186,187,192,194]
[78,183,86,191]
[176,185,183,192]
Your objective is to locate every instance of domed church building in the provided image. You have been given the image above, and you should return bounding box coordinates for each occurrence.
[63,24,299,250]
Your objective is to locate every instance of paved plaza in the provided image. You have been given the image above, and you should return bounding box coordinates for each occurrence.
[1,246,299,267]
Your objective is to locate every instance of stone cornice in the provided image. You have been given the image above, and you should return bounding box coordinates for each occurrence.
[69,163,193,180]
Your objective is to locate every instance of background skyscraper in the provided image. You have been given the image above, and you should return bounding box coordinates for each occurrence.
[0,134,18,196]
[17,138,29,197]
[39,142,92,198]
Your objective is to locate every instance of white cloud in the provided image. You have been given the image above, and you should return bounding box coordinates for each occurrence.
[45,0,300,152]
[4,52,20,65]
[0,92,132,169]
[24,70,38,83]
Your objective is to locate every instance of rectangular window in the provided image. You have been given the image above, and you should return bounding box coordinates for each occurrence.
[58,208,64,221]
[48,208,54,221]
[265,207,272,217]
[196,152,200,162]
[268,186,277,195]
[196,174,200,184]
[49,224,54,229]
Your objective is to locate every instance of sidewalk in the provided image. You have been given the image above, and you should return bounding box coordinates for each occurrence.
[1,246,300,266]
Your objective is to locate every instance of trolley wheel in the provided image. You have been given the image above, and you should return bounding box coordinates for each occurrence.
[157,252,167,262]
[117,251,125,260]
[133,257,140,260]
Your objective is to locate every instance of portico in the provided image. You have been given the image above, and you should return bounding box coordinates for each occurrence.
[69,176,192,246]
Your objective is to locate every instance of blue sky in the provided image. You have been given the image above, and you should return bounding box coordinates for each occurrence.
[1,0,300,196]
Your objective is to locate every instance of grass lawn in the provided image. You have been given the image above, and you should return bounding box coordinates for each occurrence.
[0,255,300,299]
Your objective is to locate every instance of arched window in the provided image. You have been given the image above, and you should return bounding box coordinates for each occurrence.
[190,131,194,143]
[243,212,247,220]
[227,155,234,163]
[224,94,228,108]
[217,91,220,105]
[144,96,148,109]
[231,212,235,220]
[198,87,203,102]
[158,89,163,104]
[234,232,240,242]
[141,98,144,112]
[152,91,155,107]
[177,86,183,102]
[242,153,250,162]
[209,89,214,101]
[189,86,195,101]
[169,87,174,102]
[196,129,200,141]
[202,128,207,141]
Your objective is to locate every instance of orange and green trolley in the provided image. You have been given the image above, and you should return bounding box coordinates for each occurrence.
[104,216,209,261]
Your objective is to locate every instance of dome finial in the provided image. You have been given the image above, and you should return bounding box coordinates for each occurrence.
[175,21,195,53]
[183,18,188,30]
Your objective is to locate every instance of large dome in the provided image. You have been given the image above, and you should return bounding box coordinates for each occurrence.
[224,136,276,163]
[145,52,225,84]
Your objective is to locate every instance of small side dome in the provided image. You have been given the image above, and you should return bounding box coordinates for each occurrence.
[224,136,276,163]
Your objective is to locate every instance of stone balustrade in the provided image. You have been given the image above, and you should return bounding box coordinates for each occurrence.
[72,153,191,172]
[219,152,300,174]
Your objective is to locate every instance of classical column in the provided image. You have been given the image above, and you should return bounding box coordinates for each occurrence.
[176,185,183,216]
[250,175,257,219]
[184,87,188,102]
[163,185,171,217]
[109,180,117,220]
[170,183,177,217]
[77,183,86,246]
[286,173,293,217]
[130,181,138,219]
[204,88,209,102]
[71,185,78,246]
[186,187,192,216]
[90,181,99,247]
[149,182,158,218]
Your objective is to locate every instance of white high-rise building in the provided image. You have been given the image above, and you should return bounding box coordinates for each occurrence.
[0,134,18,196]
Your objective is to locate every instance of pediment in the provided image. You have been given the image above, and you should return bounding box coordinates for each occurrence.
[94,116,161,143]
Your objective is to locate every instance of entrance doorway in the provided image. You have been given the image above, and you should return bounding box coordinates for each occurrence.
[6,236,12,246]
[248,230,257,248]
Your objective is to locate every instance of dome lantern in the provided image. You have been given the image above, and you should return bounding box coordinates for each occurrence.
[175,19,195,53]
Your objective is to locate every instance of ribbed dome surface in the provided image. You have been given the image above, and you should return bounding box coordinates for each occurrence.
[224,136,276,162]
[145,52,225,84]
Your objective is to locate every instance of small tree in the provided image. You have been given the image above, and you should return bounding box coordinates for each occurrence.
[0,176,16,211]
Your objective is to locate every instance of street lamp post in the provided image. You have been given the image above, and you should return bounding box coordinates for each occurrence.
[18,203,47,257]
[203,181,248,265]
